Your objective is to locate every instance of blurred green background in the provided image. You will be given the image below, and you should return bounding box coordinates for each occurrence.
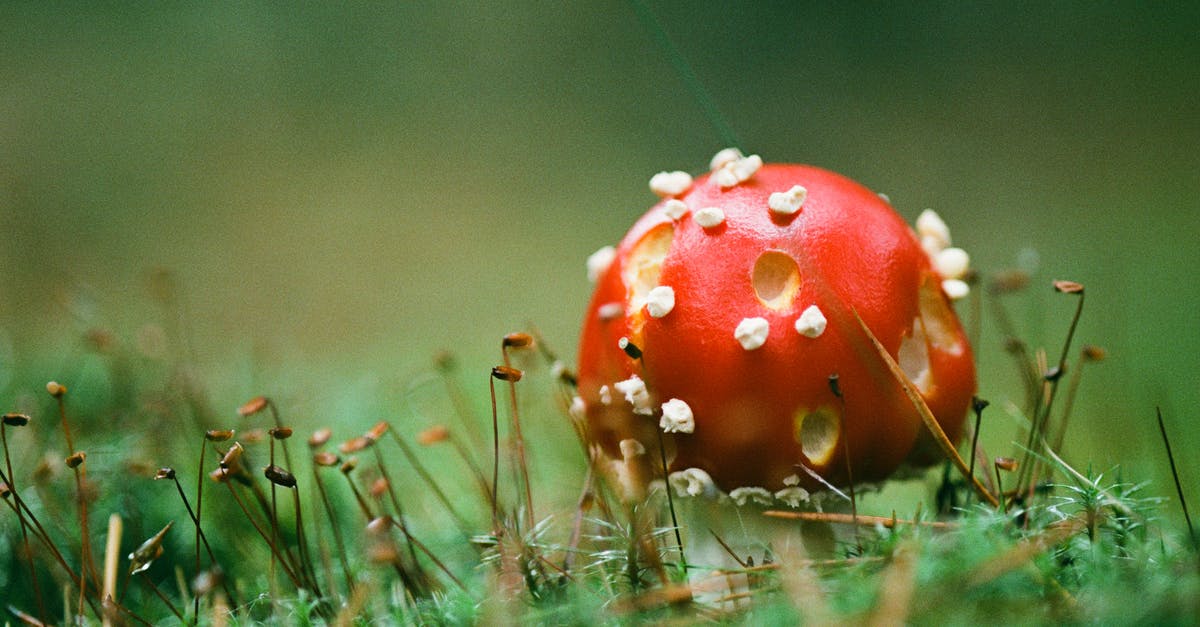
[2,3,1198,502]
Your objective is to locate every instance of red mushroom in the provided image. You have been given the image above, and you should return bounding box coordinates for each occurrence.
[576,151,975,504]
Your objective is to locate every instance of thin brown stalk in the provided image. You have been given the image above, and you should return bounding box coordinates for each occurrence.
[311,464,355,596]
[71,459,97,620]
[386,427,468,529]
[6,604,49,627]
[987,294,1039,408]
[434,352,487,451]
[563,464,596,572]
[51,385,100,618]
[716,555,885,574]
[263,400,296,480]
[830,374,858,536]
[369,447,424,578]
[240,466,307,582]
[267,438,281,608]
[3,423,47,620]
[0,467,99,617]
[852,311,999,507]
[218,474,302,588]
[448,432,492,506]
[488,375,502,531]
[707,528,749,569]
[763,510,956,529]
[193,440,205,619]
[1049,363,1085,455]
[1018,284,1086,496]
[107,598,155,627]
[290,486,322,597]
[1157,407,1197,552]
[339,465,375,521]
[1050,346,1104,456]
[164,469,233,605]
[967,397,988,484]
[139,573,186,622]
[995,460,1009,514]
[386,517,466,591]
[500,343,536,529]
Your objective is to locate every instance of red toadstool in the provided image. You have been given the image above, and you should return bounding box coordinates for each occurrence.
[576,150,976,504]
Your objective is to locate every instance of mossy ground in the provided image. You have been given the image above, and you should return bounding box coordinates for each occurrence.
[1,291,1198,625]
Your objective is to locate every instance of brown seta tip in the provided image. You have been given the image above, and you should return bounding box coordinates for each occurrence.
[502,332,535,349]
[491,365,523,382]
[237,396,269,417]
[313,451,339,467]
[364,421,389,442]
[309,428,332,448]
[339,436,372,454]
[1052,279,1084,294]
[206,429,235,442]
[417,425,450,446]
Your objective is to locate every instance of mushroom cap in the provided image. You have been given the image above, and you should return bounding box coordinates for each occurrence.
[577,163,975,494]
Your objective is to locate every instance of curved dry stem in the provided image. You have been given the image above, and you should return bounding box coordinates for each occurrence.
[852,311,999,508]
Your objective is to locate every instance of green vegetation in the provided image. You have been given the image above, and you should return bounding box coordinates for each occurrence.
[1,275,1197,625]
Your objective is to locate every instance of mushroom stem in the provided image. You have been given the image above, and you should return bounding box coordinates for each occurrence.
[852,311,999,508]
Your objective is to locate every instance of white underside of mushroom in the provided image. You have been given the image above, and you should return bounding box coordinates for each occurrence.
[668,467,719,498]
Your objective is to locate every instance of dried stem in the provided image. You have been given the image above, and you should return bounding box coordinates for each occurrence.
[52,387,100,621]
[139,573,186,623]
[385,517,466,591]
[563,464,596,572]
[161,467,234,606]
[386,427,468,530]
[218,473,303,588]
[370,446,424,578]
[3,422,47,620]
[1017,284,1085,496]
[987,293,1039,409]
[763,510,956,529]
[967,397,988,486]
[501,344,536,529]
[435,352,487,452]
[488,375,502,531]
[1156,407,1197,552]
[852,312,998,507]
[290,486,323,599]
[311,464,355,596]
[0,466,97,616]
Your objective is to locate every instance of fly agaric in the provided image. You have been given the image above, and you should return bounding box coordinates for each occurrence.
[576,151,975,503]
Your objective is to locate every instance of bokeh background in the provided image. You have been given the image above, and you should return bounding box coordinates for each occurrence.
[2,3,1198,506]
